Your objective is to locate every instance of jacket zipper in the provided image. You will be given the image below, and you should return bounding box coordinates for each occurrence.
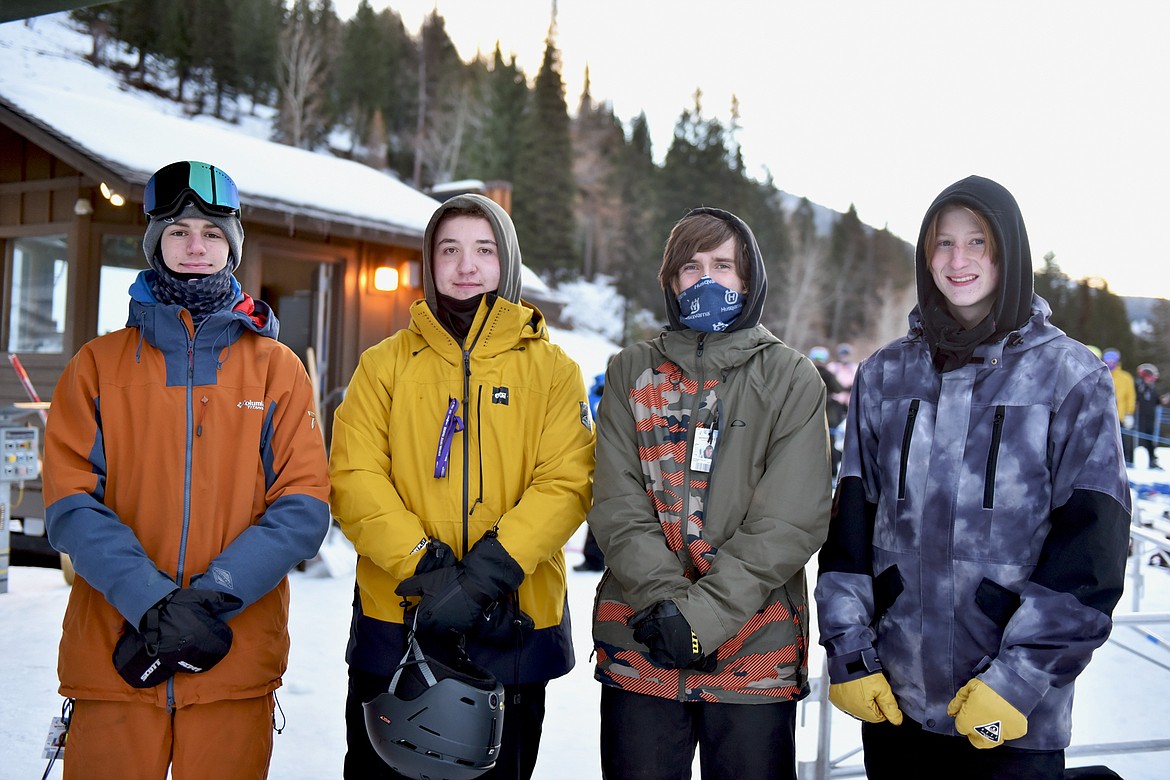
[983,405,1005,509]
[461,313,491,554]
[462,348,471,554]
[897,399,920,500]
[171,313,198,712]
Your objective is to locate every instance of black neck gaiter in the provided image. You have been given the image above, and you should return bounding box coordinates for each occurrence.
[926,304,997,373]
[435,292,488,342]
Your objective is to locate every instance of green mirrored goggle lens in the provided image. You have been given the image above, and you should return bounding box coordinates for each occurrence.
[144,161,240,217]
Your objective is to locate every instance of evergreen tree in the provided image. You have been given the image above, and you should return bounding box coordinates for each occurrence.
[775,197,827,350]
[865,225,916,347]
[512,27,577,279]
[1142,299,1170,370]
[69,5,115,64]
[738,178,792,338]
[159,1,197,102]
[457,44,528,185]
[193,0,239,119]
[824,204,867,344]
[108,0,166,84]
[571,68,628,280]
[611,112,660,335]
[333,1,416,170]
[412,10,471,187]
[233,0,283,112]
[655,91,747,242]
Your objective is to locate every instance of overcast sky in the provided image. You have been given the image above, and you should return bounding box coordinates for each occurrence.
[334,0,1170,300]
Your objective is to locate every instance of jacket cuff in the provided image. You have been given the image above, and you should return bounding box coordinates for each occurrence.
[979,658,1046,717]
[827,646,883,682]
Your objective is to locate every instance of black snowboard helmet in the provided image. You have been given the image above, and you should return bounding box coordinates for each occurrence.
[364,635,505,780]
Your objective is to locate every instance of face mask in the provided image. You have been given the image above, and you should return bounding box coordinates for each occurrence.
[676,276,745,333]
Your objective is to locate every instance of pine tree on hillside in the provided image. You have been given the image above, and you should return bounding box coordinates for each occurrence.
[457,44,528,185]
[69,5,114,64]
[738,178,792,337]
[159,1,197,102]
[334,1,393,158]
[656,91,746,238]
[512,28,577,279]
[1143,299,1170,370]
[411,11,471,187]
[194,0,239,119]
[612,112,660,334]
[571,67,628,280]
[865,225,916,348]
[233,0,283,113]
[824,204,867,344]
[775,197,827,350]
[108,0,166,84]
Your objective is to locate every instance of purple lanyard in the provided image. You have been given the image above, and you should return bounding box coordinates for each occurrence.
[434,397,465,478]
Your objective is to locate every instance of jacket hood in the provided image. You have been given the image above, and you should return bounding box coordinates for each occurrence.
[915,175,1033,348]
[422,193,522,310]
[663,206,768,332]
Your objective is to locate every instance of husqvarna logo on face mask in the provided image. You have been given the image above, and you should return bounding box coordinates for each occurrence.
[689,298,702,314]
[724,289,739,305]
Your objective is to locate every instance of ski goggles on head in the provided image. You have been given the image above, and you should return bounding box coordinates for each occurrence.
[144,161,240,218]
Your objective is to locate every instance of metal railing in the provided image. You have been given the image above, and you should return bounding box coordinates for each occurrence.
[798,494,1170,780]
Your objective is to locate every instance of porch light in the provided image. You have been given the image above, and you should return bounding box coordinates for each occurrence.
[372,265,399,292]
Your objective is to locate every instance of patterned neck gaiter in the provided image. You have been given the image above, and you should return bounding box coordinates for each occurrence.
[147,264,236,329]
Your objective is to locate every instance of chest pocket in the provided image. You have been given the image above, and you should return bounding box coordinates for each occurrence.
[983,405,1006,509]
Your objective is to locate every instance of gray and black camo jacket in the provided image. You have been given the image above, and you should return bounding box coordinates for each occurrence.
[816,294,1131,749]
[589,325,832,704]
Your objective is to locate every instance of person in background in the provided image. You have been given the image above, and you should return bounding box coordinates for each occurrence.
[575,371,609,572]
[816,176,1130,780]
[588,207,832,779]
[42,160,331,780]
[1134,363,1166,470]
[1103,348,1136,467]
[329,193,595,779]
[810,345,846,476]
[827,342,858,412]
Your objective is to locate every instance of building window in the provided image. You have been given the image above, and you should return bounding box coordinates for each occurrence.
[7,234,68,353]
[98,235,144,335]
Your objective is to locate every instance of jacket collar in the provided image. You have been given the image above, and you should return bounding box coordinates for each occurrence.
[410,295,548,361]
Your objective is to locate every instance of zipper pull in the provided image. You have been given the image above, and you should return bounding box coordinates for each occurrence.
[196,396,209,437]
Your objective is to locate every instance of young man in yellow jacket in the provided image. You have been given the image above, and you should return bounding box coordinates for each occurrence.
[330,194,595,779]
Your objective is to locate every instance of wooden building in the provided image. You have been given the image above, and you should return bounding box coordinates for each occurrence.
[0,93,440,410]
[0,85,444,538]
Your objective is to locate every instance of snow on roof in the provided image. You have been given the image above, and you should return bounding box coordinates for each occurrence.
[0,14,439,236]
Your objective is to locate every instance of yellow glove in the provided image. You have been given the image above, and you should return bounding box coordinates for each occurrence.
[947,678,1028,749]
[828,673,904,725]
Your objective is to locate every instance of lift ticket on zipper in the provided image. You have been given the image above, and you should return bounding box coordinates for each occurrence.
[690,427,717,473]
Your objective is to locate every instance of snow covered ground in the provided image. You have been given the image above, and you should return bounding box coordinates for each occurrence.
[3,470,1169,779]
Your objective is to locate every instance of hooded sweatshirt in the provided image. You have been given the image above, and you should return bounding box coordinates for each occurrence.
[816,176,1131,749]
[330,194,595,684]
[589,207,831,704]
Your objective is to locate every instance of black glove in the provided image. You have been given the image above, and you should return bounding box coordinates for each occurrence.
[413,538,457,575]
[629,600,717,672]
[113,621,176,689]
[142,588,241,674]
[395,530,524,637]
[114,588,241,688]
